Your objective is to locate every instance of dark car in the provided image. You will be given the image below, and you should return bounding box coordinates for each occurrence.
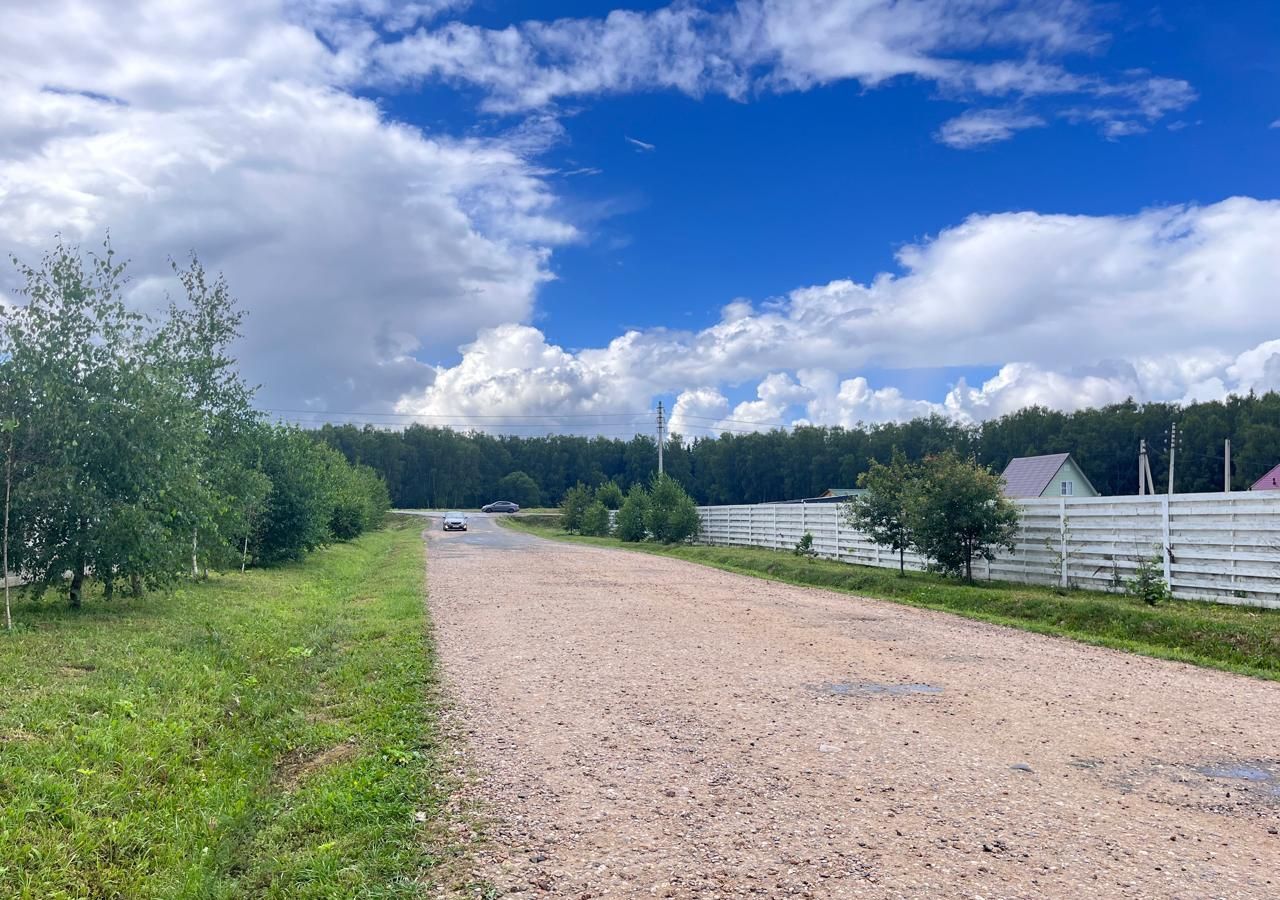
[442,511,468,531]
[481,500,520,513]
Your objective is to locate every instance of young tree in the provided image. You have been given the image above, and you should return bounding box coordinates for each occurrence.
[580,499,612,537]
[615,484,649,542]
[153,255,263,573]
[559,483,593,532]
[905,451,1020,583]
[595,481,624,510]
[644,474,701,544]
[3,238,204,605]
[252,427,338,564]
[844,449,917,575]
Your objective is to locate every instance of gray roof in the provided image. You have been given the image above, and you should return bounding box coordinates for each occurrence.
[1000,453,1072,498]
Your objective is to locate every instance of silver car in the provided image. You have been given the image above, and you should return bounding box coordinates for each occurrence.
[442,511,468,531]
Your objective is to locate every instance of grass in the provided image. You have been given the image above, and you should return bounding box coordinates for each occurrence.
[502,519,1280,682]
[0,516,470,899]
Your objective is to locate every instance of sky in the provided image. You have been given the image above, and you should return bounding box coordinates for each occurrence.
[1,0,1279,440]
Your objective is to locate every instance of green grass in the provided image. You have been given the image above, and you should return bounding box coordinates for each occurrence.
[0,516,469,899]
[502,519,1280,681]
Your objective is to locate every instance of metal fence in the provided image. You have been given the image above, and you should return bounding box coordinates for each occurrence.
[696,492,1280,608]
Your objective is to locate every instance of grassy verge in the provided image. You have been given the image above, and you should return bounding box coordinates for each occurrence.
[0,516,465,898]
[502,519,1280,681]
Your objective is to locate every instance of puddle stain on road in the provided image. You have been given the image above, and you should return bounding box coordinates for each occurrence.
[815,681,943,697]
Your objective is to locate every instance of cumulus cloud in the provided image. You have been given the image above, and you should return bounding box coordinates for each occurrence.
[397,197,1280,432]
[0,0,574,410]
[367,0,1194,143]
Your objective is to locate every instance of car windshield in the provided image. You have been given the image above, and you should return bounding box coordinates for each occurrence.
[446,512,463,517]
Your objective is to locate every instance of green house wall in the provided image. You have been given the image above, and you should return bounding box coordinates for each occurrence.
[1039,457,1098,498]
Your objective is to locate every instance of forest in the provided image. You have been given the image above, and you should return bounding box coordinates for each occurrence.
[315,391,1280,509]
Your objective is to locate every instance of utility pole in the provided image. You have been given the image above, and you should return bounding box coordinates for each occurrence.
[1224,438,1232,493]
[1139,439,1147,495]
[1166,423,1179,496]
[656,401,665,477]
[1138,438,1156,496]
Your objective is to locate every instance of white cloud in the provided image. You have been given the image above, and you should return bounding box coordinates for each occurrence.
[397,197,1280,431]
[936,109,1046,148]
[367,0,1195,143]
[0,0,576,410]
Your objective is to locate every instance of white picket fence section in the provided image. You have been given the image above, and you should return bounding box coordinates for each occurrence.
[696,492,1280,608]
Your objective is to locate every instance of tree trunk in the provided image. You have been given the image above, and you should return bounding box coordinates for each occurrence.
[130,573,143,598]
[964,545,973,584]
[69,559,85,609]
[3,434,11,631]
[241,532,249,573]
[898,545,905,576]
[192,528,199,578]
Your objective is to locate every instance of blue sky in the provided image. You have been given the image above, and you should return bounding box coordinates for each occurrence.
[2,0,1279,434]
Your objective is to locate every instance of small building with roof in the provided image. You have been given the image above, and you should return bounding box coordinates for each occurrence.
[1000,452,1099,499]
[1252,463,1280,492]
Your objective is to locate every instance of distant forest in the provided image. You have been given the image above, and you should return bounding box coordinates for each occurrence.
[315,393,1280,509]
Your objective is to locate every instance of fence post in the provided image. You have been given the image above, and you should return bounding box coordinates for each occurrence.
[833,505,841,560]
[1059,496,1069,588]
[1161,495,1172,586]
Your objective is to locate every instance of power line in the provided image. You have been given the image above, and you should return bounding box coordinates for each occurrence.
[257,407,651,420]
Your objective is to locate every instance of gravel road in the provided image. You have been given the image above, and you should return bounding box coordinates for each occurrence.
[422,517,1280,898]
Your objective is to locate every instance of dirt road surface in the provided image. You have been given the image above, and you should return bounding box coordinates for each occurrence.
[420,515,1280,898]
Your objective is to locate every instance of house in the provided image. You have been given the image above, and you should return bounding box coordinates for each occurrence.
[1000,453,1099,499]
[1252,463,1280,491]
[778,487,867,505]
[816,487,866,499]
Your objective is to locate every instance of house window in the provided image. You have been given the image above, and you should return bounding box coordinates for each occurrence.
[1060,481,1073,496]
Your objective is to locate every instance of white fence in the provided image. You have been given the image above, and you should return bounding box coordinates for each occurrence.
[696,492,1280,608]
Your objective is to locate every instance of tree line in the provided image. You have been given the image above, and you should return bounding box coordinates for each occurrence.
[1,238,390,617]
[317,390,1280,510]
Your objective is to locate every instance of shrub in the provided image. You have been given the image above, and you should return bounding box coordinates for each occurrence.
[793,532,817,559]
[580,500,612,537]
[615,484,649,542]
[1127,553,1171,605]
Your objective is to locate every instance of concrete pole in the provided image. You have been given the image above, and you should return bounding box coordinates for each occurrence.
[1141,440,1152,496]
[656,401,665,477]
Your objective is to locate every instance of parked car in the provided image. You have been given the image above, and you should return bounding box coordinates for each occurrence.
[481,500,520,513]
[442,511,468,531]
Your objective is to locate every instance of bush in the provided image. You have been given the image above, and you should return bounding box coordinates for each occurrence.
[580,500,612,537]
[1127,553,1171,605]
[794,532,817,559]
[560,483,593,532]
[644,474,700,544]
[615,485,649,542]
